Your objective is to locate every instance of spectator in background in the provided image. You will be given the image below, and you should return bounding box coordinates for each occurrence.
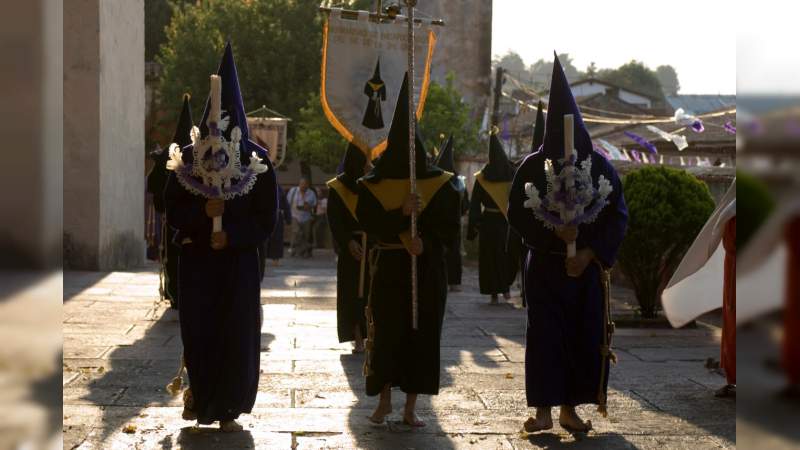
[287,176,317,258]
[314,189,330,249]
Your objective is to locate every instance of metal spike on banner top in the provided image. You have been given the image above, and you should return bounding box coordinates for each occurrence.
[318,1,445,26]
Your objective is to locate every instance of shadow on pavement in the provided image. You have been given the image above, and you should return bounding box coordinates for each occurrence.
[341,354,457,449]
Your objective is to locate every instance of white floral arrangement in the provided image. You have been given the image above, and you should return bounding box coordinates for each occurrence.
[166,74,269,201]
[524,149,613,231]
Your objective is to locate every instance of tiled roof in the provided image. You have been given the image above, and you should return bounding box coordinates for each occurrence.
[666,95,736,115]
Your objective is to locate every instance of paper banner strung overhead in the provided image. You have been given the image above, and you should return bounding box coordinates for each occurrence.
[646,125,689,151]
[321,9,437,159]
[623,131,658,154]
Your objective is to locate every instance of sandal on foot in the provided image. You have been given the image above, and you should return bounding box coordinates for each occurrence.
[523,417,553,433]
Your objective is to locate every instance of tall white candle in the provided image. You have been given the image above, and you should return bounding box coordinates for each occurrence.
[209,74,223,234]
[564,114,574,159]
[563,114,577,260]
[209,75,221,126]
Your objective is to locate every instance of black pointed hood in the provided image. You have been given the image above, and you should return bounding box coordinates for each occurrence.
[336,142,368,191]
[147,94,194,211]
[152,93,193,164]
[370,59,382,83]
[542,52,592,159]
[481,132,514,182]
[362,73,441,181]
[531,100,545,154]
[434,134,456,173]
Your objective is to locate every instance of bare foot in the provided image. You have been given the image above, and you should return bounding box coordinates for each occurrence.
[352,340,365,354]
[182,408,197,421]
[490,295,499,305]
[220,420,243,432]
[368,402,392,424]
[403,411,426,427]
[182,389,197,421]
[559,408,592,433]
[523,416,553,433]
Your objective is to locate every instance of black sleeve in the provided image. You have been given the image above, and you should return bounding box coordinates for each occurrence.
[420,184,461,244]
[165,172,212,245]
[327,189,355,251]
[223,169,279,250]
[466,181,483,240]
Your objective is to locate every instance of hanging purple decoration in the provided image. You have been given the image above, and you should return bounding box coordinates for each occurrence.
[630,149,641,163]
[690,120,705,133]
[785,119,800,137]
[593,143,611,160]
[501,116,511,143]
[723,121,736,135]
[624,131,658,154]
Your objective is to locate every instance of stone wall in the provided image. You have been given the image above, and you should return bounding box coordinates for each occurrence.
[415,1,493,115]
[64,0,145,270]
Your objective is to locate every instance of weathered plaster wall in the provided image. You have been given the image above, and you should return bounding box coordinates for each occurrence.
[64,0,144,270]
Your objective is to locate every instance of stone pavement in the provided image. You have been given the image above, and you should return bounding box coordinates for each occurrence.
[63,250,735,449]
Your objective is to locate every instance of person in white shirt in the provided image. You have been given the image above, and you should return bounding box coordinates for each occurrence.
[287,176,317,258]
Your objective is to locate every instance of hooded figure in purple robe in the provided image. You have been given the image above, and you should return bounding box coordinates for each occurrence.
[508,54,628,433]
[165,42,278,430]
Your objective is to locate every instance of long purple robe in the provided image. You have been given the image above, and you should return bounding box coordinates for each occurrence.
[508,150,627,408]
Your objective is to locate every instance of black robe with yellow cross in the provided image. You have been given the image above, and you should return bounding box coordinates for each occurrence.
[356,73,460,396]
[357,173,460,395]
[467,133,520,295]
[434,135,470,286]
[327,144,371,343]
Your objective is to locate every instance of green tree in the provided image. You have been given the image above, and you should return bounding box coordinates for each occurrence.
[156,0,371,132]
[291,92,349,174]
[528,53,583,90]
[598,60,664,100]
[493,51,528,80]
[586,61,598,77]
[145,0,193,62]
[618,166,715,318]
[655,65,681,96]
[419,73,482,157]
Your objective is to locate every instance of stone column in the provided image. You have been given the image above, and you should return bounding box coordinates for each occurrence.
[64,0,144,270]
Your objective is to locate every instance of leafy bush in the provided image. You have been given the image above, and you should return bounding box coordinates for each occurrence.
[618,166,715,318]
[736,170,774,250]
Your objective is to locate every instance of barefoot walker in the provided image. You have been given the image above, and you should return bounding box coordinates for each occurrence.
[508,54,628,433]
[328,142,372,353]
[165,43,278,431]
[357,75,460,427]
[467,130,520,304]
